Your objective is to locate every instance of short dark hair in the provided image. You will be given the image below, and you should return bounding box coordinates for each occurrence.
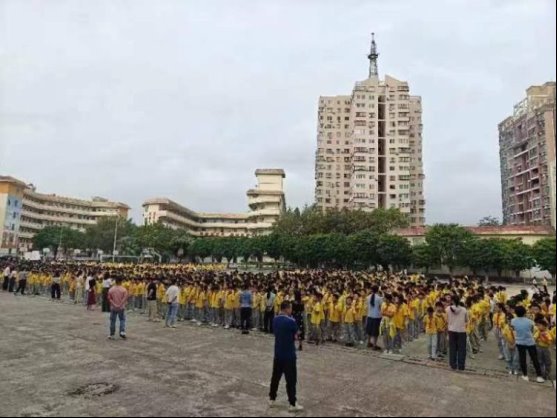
[515,305,527,317]
[280,301,292,311]
[115,277,123,284]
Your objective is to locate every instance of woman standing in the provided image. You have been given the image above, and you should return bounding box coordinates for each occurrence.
[292,291,305,351]
[447,296,468,371]
[87,275,97,311]
[511,305,545,383]
[366,285,383,351]
[101,273,112,313]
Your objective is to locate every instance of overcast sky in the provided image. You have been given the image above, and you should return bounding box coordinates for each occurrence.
[1,0,555,225]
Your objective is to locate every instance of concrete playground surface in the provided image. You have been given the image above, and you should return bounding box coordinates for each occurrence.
[0,293,555,417]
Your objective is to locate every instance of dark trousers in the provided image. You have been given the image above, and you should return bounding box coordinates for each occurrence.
[264,310,275,334]
[269,358,297,407]
[517,344,542,377]
[240,307,252,331]
[449,332,467,370]
[15,279,26,295]
[51,283,61,299]
[2,276,9,291]
[8,278,16,292]
[102,288,110,312]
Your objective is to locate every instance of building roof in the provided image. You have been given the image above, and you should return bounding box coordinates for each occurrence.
[246,189,285,196]
[24,189,130,210]
[0,175,28,188]
[255,169,285,177]
[395,225,555,237]
[143,198,250,220]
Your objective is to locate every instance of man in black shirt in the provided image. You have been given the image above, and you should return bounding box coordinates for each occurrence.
[146,279,159,322]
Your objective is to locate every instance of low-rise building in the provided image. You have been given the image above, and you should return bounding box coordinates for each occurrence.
[143,169,286,237]
[0,175,130,254]
[396,225,555,246]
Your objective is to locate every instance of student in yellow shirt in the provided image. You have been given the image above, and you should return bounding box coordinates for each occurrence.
[424,307,438,360]
[343,296,357,347]
[501,319,518,375]
[381,294,397,354]
[534,319,554,380]
[391,296,408,354]
[195,285,208,325]
[310,293,325,345]
[224,286,236,329]
[434,302,448,358]
[328,294,342,343]
[233,288,242,328]
[492,303,507,360]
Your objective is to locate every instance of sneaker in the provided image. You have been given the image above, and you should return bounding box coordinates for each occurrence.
[268,400,278,409]
[171,326,177,329]
[359,341,364,345]
[509,371,514,375]
[119,333,127,339]
[224,325,230,330]
[108,336,116,340]
[521,376,529,382]
[498,355,505,360]
[288,404,304,413]
[536,377,545,384]
[190,319,197,323]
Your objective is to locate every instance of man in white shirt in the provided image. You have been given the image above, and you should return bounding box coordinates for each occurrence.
[2,265,10,291]
[165,280,180,329]
[75,273,84,305]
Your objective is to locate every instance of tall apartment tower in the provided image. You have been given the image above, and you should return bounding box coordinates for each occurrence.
[499,82,556,229]
[314,34,426,226]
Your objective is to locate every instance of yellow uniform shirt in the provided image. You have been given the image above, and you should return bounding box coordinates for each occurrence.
[424,315,437,335]
[311,302,324,325]
[343,304,356,324]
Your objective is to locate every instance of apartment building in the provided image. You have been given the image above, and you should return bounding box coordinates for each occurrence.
[315,34,426,226]
[143,169,286,237]
[0,175,130,254]
[499,82,556,229]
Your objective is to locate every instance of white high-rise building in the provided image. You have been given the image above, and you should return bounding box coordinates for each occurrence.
[315,34,426,226]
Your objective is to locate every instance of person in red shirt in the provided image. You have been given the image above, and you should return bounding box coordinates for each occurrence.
[108,276,129,340]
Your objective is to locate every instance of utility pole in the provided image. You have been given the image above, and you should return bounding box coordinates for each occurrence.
[57,228,63,260]
[112,217,119,263]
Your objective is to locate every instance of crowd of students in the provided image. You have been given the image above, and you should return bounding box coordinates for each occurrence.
[2,260,555,382]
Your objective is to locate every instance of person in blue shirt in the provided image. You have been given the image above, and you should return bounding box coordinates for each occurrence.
[511,305,544,383]
[268,301,304,413]
[239,282,253,335]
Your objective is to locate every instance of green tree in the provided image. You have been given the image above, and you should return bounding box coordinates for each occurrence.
[33,226,86,257]
[478,216,501,227]
[169,230,193,260]
[412,243,436,273]
[532,238,556,278]
[190,238,214,262]
[460,237,489,275]
[377,234,412,270]
[503,239,535,279]
[85,217,137,254]
[481,239,509,277]
[347,230,380,268]
[425,224,474,273]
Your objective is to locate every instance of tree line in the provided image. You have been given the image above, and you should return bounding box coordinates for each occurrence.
[31,207,556,278]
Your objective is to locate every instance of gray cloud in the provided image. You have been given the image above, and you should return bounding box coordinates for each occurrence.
[1,0,555,225]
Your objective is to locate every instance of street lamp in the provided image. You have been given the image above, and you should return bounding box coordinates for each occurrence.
[112,217,119,263]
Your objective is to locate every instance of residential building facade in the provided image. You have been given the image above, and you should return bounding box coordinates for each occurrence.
[315,34,426,226]
[0,175,130,254]
[143,169,286,237]
[499,82,556,229]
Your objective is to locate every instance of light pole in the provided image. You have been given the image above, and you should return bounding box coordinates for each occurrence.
[57,228,63,260]
[112,217,119,263]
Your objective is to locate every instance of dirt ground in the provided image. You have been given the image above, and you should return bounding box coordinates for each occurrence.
[0,292,555,417]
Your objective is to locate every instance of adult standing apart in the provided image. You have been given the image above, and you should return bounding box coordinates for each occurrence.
[292,291,305,352]
[165,279,179,329]
[2,264,10,291]
[268,301,303,413]
[264,287,277,334]
[87,274,97,311]
[101,273,112,313]
[146,279,159,322]
[240,282,253,335]
[51,271,62,301]
[446,296,468,371]
[511,306,545,383]
[108,276,129,340]
[366,285,383,351]
[75,271,84,305]
[14,267,28,296]
[8,268,17,293]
